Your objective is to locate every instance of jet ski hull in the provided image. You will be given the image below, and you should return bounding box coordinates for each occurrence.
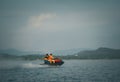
[44,58,64,66]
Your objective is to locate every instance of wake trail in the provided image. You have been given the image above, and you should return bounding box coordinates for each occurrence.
[0,60,49,69]
[22,63,49,68]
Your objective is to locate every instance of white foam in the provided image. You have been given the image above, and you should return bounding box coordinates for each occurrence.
[0,60,49,69]
[22,63,50,68]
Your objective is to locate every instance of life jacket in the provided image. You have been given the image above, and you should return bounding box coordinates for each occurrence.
[48,55,54,60]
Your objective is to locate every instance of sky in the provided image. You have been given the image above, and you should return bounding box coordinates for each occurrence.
[0,0,120,52]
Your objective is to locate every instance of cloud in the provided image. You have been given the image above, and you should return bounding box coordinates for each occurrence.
[28,13,56,28]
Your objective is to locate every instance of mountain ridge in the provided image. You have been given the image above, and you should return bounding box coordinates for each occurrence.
[62,47,120,59]
[0,49,44,56]
[0,48,91,56]
[0,47,120,60]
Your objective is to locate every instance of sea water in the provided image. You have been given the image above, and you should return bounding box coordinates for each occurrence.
[0,59,120,82]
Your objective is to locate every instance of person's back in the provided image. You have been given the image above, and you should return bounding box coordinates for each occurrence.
[49,54,54,59]
[48,53,55,63]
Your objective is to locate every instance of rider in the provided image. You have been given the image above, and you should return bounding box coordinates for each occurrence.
[44,53,49,64]
[48,53,55,63]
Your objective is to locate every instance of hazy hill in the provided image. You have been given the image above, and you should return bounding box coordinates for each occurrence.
[1,47,120,60]
[52,48,92,56]
[0,53,45,60]
[0,48,90,56]
[63,47,120,59]
[0,49,43,56]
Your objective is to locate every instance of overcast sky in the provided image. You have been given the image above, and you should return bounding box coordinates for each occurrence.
[0,0,120,51]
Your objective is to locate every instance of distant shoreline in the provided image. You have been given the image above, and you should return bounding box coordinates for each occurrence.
[0,47,120,60]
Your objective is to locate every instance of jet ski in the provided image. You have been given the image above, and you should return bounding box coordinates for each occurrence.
[43,58,64,66]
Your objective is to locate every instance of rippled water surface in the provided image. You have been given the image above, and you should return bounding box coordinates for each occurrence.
[0,60,120,82]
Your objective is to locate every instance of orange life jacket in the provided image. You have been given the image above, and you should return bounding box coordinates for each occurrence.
[48,55,54,60]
